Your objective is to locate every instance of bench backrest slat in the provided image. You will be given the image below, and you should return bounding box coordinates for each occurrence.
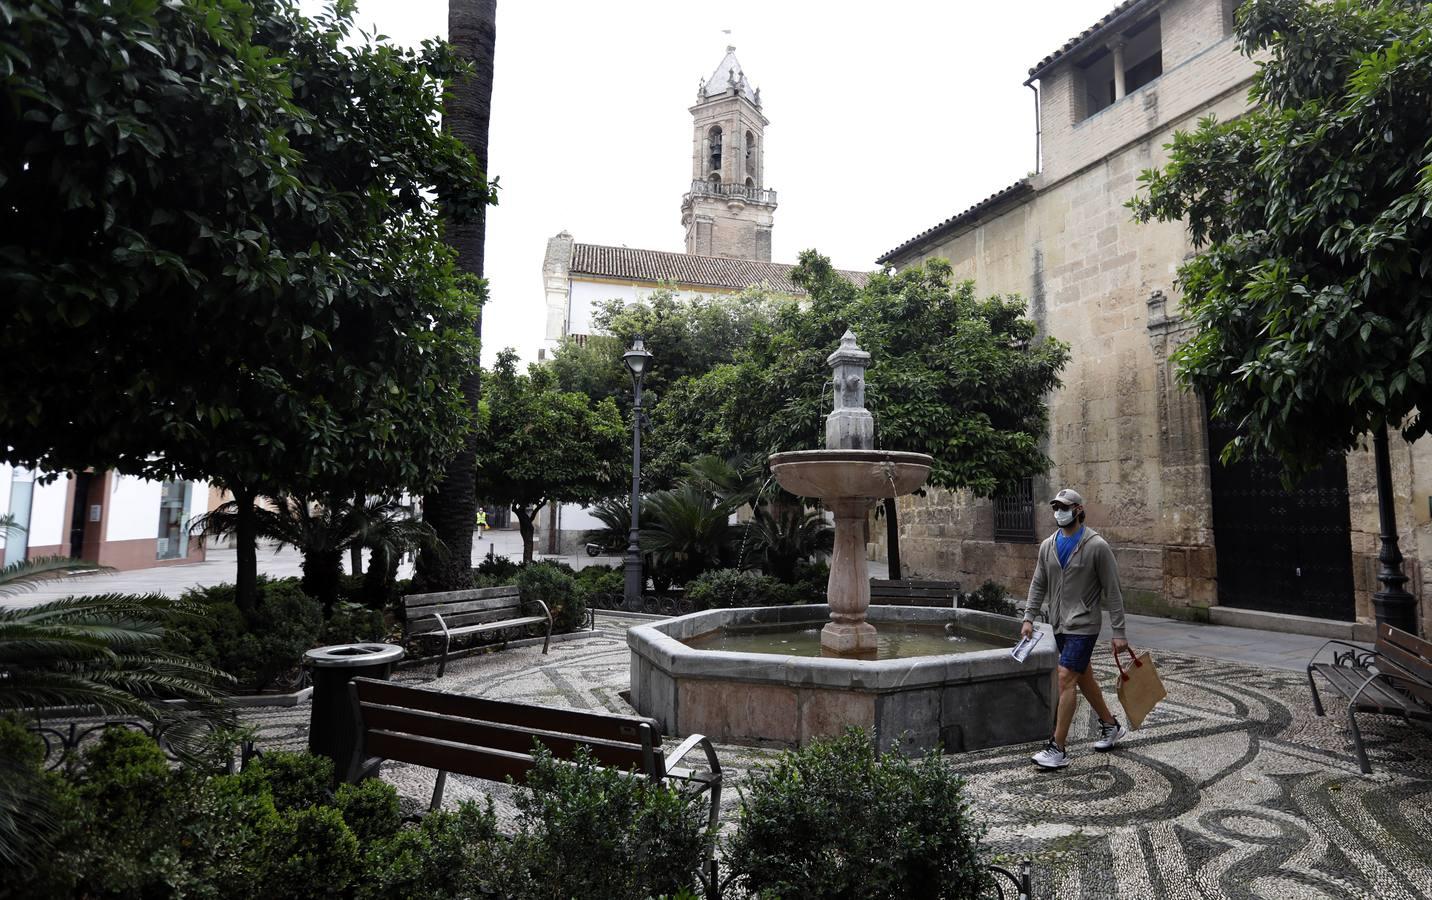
[403,587,529,635]
[404,586,522,608]
[367,730,540,783]
[353,678,662,746]
[360,702,655,772]
[408,607,531,635]
[1377,624,1432,707]
[406,595,525,618]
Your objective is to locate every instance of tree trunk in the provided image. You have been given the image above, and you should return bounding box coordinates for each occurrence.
[418,0,496,592]
[361,543,393,609]
[302,548,344,618]
[515,506,536,565]
[349,490,364,575]
[234,486,259,611]
[883,497,902,580]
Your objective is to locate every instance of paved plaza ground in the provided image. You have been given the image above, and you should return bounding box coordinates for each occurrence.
[236,614,1432,900]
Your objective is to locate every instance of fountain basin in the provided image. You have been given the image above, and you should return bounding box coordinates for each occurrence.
[768,449,934,499]
[628,604,1056,753]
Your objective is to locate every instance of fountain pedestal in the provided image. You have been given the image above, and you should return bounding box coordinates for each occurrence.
[822,497,877,656]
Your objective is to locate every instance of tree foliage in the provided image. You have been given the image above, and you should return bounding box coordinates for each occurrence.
[648,253,1070,496]
[0,0,493,601]
[549,287,781,413]
[473,350,626,563]
[1130,0,1432,471]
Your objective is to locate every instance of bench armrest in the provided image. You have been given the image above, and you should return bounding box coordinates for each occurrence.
[666,733,722,779]
[523,596,554,630]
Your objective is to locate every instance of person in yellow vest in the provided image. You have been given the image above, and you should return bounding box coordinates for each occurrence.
[475,508,488,533]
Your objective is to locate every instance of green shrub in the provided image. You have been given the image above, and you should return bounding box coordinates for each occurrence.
[685,568,801,608]
[168,578,323,692]
[494,744,708,900]
[516,562,587,633]
[36,730,217,899]
[257,805,361,899]
[961,580,1018,617]
[320,601,387,645]
[573,567,624,608]
[241,751,333,812]
[724,729,988,900]
[336,572,368,604]
[0,717,81,895]
[358,801,503,900]
[336,778,401,845]
[792,559,830,602]
[475,553,520,581]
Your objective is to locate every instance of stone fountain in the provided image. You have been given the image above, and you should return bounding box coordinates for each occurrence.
[627,332,1056,752]
[768,330,934,657]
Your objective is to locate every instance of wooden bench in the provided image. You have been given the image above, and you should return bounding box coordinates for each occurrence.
[869,578,962,607]
[404,585,553,677]
[346,677,723,833]
[1306,624,1432,773]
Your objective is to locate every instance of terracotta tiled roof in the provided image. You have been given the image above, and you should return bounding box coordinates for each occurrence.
[876,180,1034,265]
[569,243,868,294]
[1026,0,1155,81]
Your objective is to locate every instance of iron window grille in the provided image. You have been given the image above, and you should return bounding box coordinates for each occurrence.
[993,477,1038,544]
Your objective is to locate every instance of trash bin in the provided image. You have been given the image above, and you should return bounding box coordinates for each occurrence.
[304,642,404,783]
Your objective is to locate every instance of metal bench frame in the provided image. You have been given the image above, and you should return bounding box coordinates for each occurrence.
[1306,625,1432,774]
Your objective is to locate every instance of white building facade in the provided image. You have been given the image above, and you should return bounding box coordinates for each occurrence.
[1,464,208,570]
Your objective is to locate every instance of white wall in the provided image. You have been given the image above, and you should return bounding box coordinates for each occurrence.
[106,474,162,542]
[567,278,728,335]
[104,475,209,543]
[558,502,605,533]
[28,477,69,548]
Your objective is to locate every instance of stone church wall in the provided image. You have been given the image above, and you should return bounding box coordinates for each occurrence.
[881,43,1432,634]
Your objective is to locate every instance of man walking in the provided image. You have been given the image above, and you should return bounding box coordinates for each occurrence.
[1022,488,1130,769]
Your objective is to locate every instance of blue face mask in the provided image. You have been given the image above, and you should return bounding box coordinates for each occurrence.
[1054,508,1075,527]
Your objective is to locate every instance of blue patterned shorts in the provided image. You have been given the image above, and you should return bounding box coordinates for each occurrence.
[1055,633,1098,674]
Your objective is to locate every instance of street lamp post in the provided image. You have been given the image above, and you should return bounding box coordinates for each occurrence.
[1372,427,1418,633]
[623,337,653,610]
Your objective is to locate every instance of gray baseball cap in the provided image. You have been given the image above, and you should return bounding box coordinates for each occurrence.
[1050,488,1084,506]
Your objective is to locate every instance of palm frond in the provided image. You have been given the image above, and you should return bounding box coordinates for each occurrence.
[0,594,229,716]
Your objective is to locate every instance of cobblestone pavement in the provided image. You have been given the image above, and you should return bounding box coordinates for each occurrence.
[238,616,1432,899]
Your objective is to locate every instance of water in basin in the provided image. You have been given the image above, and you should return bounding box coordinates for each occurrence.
[682,622,1008,659]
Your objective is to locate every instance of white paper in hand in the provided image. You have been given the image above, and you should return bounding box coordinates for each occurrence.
[1010,630,1044,663]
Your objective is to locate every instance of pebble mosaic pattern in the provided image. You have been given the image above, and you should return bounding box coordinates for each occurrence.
[238,617,1432,899]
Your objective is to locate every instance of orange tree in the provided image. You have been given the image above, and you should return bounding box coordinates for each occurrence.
[0,1,492,607]
[1130,0,1432,630]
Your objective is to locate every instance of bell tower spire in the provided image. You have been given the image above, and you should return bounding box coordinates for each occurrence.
[682,47,776,261]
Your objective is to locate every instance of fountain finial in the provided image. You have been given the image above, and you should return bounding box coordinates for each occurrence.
[825,330,874,450]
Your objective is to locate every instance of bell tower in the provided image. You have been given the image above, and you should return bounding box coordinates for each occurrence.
[681,47,777,261]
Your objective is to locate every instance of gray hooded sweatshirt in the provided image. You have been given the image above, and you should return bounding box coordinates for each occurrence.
[1023,526,1127,639]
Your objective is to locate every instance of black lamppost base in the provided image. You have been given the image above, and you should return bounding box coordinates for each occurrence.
[1372,428,1419,635]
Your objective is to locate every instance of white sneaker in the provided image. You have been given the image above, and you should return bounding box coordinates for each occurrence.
[1094,719,1126,752]
[1031,740,1070,769]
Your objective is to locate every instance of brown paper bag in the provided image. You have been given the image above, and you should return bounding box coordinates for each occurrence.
[1115,646,1166,730]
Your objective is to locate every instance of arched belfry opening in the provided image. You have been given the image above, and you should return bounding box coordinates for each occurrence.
[708,126,723,174]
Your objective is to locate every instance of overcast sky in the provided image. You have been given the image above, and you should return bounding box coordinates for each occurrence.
[306,0,1121,365]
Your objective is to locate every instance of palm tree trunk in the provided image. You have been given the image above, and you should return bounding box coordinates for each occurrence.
[417,0,497,592]
[302,548,343,617]
[234,486,259,611]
